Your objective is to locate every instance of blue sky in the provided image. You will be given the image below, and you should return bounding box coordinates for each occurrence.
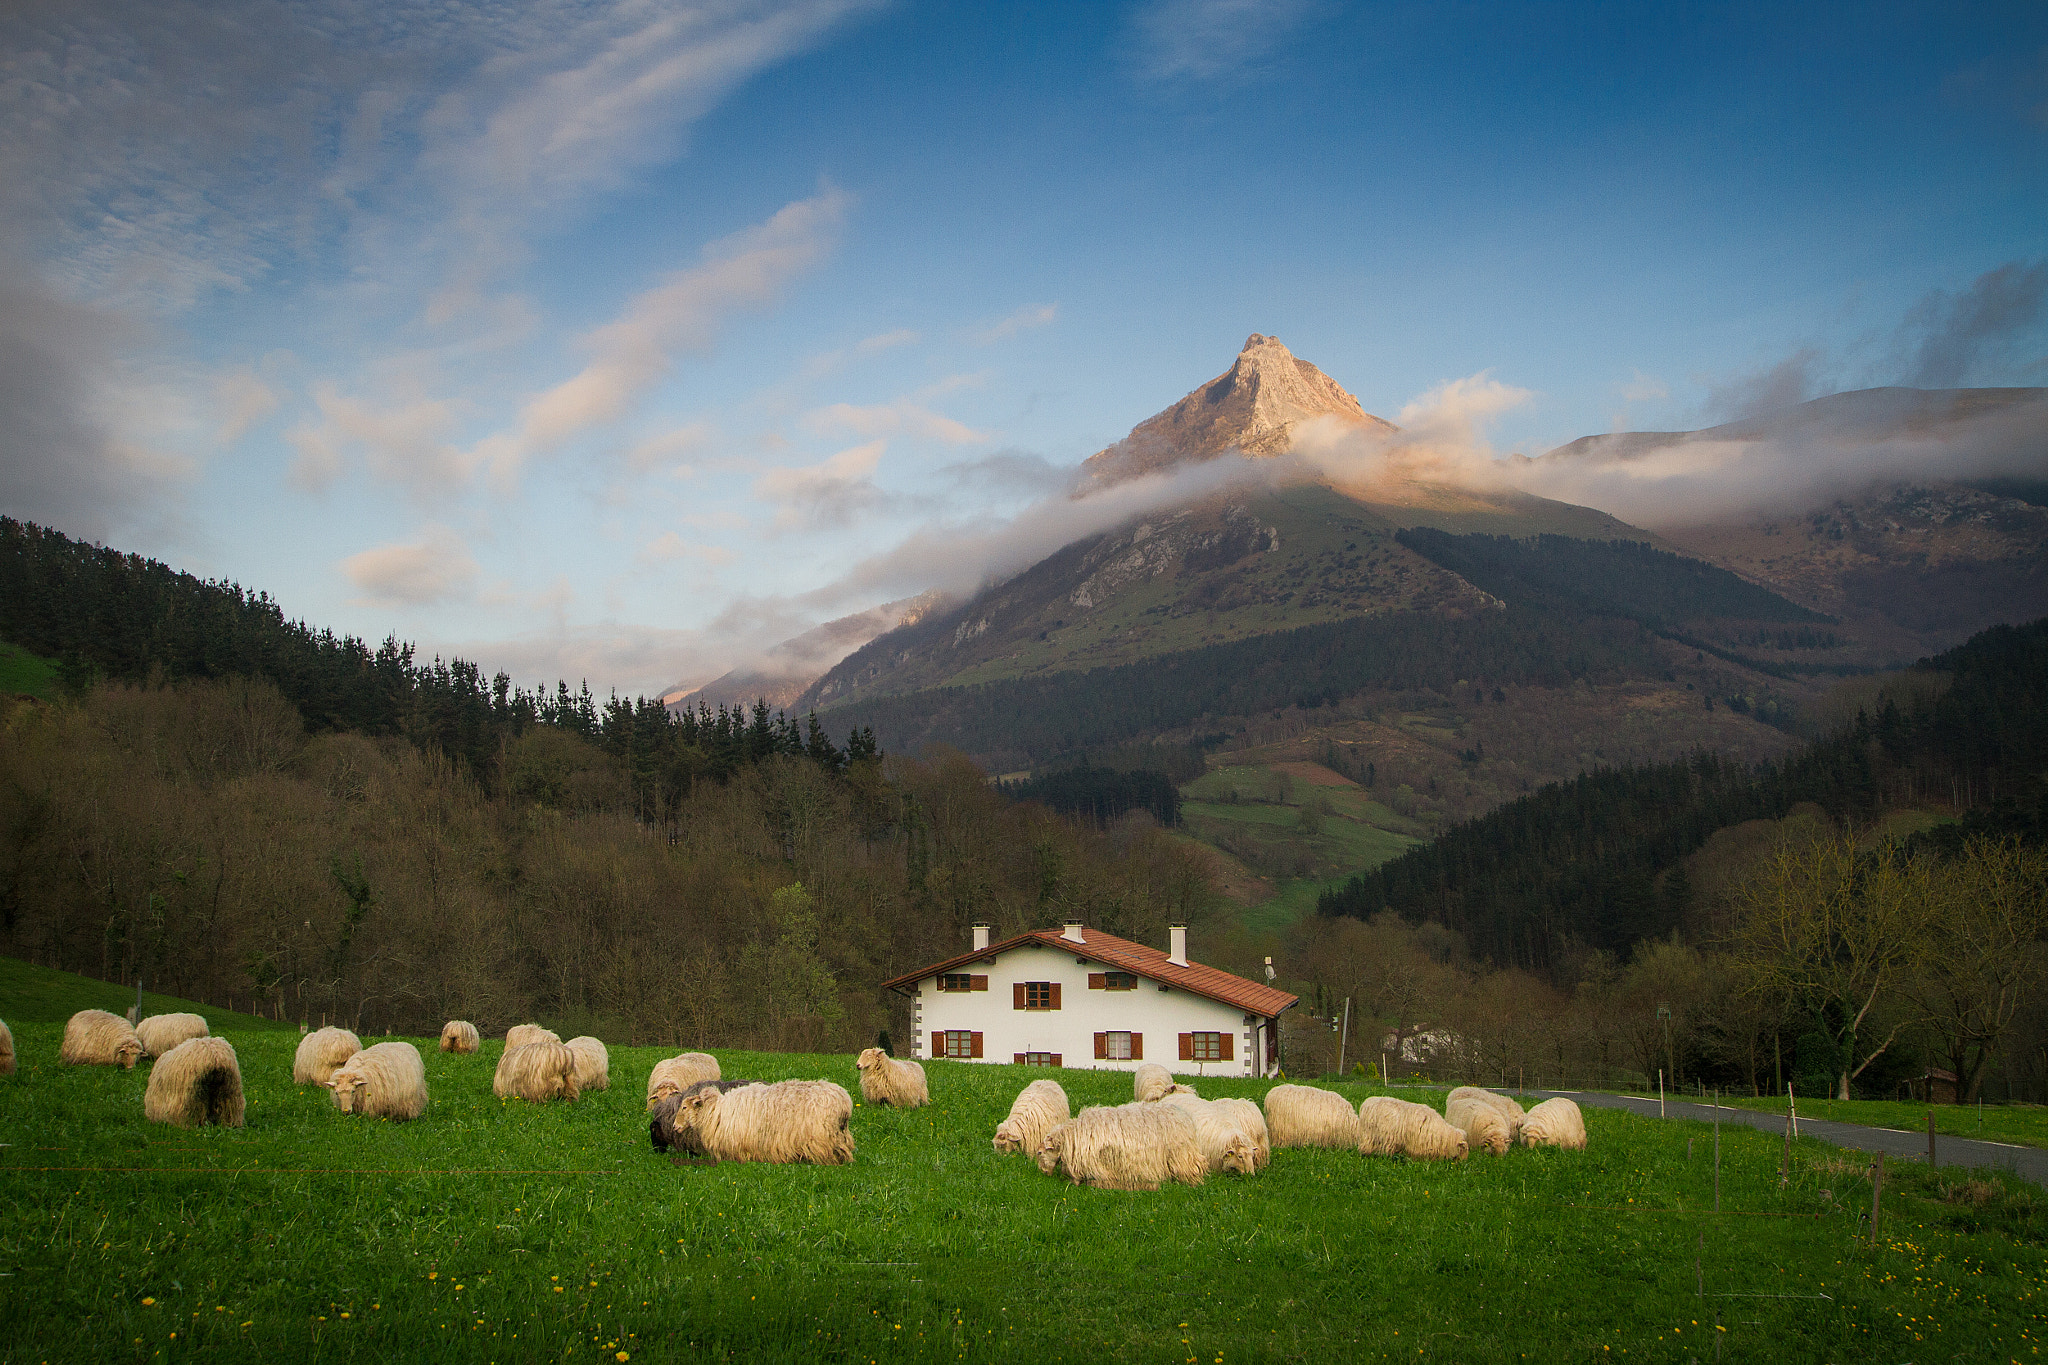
[2,0,2044,694]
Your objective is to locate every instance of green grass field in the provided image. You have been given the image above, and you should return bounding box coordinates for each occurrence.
[0,641,59,700]
[0,958,297,1029]
[1715,1092,2048,1152]
[3,1016,2047,1362]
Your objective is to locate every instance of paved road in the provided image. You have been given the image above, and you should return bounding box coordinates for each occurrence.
[1519,1089,2048,1186]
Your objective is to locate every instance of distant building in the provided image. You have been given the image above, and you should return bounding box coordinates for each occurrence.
[881,921,1297,1077]
[1898,1068,1959,1105]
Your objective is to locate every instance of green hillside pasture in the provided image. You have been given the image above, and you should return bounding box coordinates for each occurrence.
[3,1030,2045,1362]
[0,640,59,699]
[1716,1093,2048,1152]
[0,956,297,1029]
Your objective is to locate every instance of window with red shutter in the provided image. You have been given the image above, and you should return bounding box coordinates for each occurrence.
[1050,1054,1062,1068]
[1088,973,1106,990]
[1178,1033,1193,1061]
[970,1032,983,1058]
[1131,1032,1143,1060]
[1049,982,1061,1009]
[1094,1032,1108,1059]
[1219,1033,1234,1061]
[971,976,988,991]
[1013,983,1026,1009]
[1013,1053,1027,1065]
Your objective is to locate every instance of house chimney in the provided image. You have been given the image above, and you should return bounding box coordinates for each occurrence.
[1168,923,1188,966]
[972,922,991,952]
[1061,920,1085,943]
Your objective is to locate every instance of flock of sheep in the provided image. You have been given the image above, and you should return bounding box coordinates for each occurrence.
[36,1010,1587,1192]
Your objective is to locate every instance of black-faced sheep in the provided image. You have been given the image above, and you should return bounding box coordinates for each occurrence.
[1132,1062,1197,1103]
[504,1023,561,1051]
[855,1047,928,1108]
[1263,1084,1360,1148]
[327,1041,428,1121]
[1443,1091,1512,1156]
[1358,1095,1469,1161]
[293,1026,364,1085]
[1034,1102,1207,1190]
[1160,1092,1263,1175]
[439,1020,480,1053]
[1519,1097,1588,1150]
[992,1079,1070,1156]
[494,1040,580,1103]
[135,1012,209,1058]
[675,1079,854,1165]
[60,1009,143,1069]
[649,1078,763,1153]
[0,1018,13,1076]
[1447,1085,1527,1141]
[646,1052,720,1110]
[143,1037,245,1127]
[566,1036,610,1091]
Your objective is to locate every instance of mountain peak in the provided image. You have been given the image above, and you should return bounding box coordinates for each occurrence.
[1082,333,1393,484]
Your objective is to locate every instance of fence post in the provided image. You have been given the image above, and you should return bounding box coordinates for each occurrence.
[1714,1094,1721,1213]
[1659,1069,1666,1119]
[1780,1109,1792,1185]
[1869,1151,1885,1247]
[1927,1110,1936,1167]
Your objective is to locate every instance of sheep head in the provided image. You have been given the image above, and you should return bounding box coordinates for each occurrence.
[1220,1137,1257,1176]
[327,1071,366,1113]
[991,1120,1022,1155]
[1453,1136,1470,1160]
[1033,1126,1066,1177]
[856,1048,883,1072]
[116,1038,143,1069]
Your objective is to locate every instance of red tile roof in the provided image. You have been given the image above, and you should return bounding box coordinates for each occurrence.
[881,925,1298,1019]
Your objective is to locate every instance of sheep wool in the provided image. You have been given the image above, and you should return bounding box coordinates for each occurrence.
[1160,1092,1262,1176]
[650,1078,764,1153]
[60,1009,143,1069]
[1130,1063,1197,1103]
[1205,1095,1271,1170]
[1358,1096,1468,1161]
[135,1013,209,1058]
[1035,1102,1207,1191]
[328,1041,429,1121]
[856,1048,929,1108]
[0,1018,13,1077]
[293,1026,364,1085]
[143,1037,245,1127]
[1520,1097,1588,1150]
[646,1052,721,1110]
[566,1036,611,1091]
[494,1040,580,1103]
[992,1079,1070,1156]
[504,1024,561,1051]
[1443,1091,1512,1156]
[1264,1084,1361,1148]
[1447,1085,1527,1141]
[439,1020,480,1054]
[678,1079,854,1165]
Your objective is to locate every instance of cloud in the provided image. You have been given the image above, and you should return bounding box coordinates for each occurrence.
[213,366,280,444]
[1700,348,1823,423]
[754,439,893,528]
[804,398,988,444]
[1898,260,2048,388]
[341,525,480,605]
[1126,0,1323,83]
[639,530,736,565]
[936,449,1072,496]
[626,422,714,476]
[288,384,472,498]
[967,303,1057,344]
[856,328,919,354]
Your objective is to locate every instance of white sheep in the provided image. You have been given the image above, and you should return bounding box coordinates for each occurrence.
[646,1052,721,1110]
[1263,1084,1361,1148]
[856,1048,928,1108]
[675,1079,854,1165]
[143,1037,245,1127]
[504,1023,561,1051]
[1519,1097,1588,1150]
[1205,1095,1271,1170]
[1443,1091,1513,1156]
[60,1009,143,1069]
[1160,1092,1262,1176]
[651,1079,764,1154]
[135,1012,209,1058]
[566,1036,611,1091]
[494,1040,580,1103]
[293,1026,363,1085]
[1132,1062,1198,1103]
[1358,1096,1468,1161]
[439,1020,480,1053]
[1034,1102,1207,1190]
[1447,1085,1527,1141]
[326,1041,429,1120]
[0,1018,13,1077]
[992,1079,1071,1156]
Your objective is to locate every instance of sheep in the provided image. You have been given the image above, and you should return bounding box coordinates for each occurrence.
[1443,1091,1513,1156]
[1263,1084,1361,1148]
[293,1026,363,1085]
[142,1037,245,1127]
[650,1078,764,1153]
[60,1009,143,1069]
[1131,1062,1198,1103]
[1519,1097,1588,1150]
[1205,1095,1271,1170]
[1033,1102,1206,1190]
[646,1052,721,1110]
[493,1040,580,1103]
[566,1036,610,1091]
[0,1018,12,1077]
[1160,1092,1263,1176]
[504,1024,561,1051]
[439,1020,480,1053]
[675,1079,854,1165]
[135,1012,209,1058]
[856,1047,928,1108]
[1358,1096,1469,1161]
[326,1041,429,1120]
[1447,1085,1527,1141]
[992,1079,1071,1156]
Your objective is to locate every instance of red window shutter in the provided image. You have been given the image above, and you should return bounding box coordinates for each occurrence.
[1013,1053,1027,1065]
[1013,983,1026,1010]
[1050,1054,1062,1068]
[1178,1033,1193,1061]
[1094,1032,1108,1059]
[971,976,988,991]
[1131,1033,1143,1060]
[1049,983,1061,1009]
[1088,973,1106,990]
[970,1033,983,1059]
[1219,1033,1234,1061]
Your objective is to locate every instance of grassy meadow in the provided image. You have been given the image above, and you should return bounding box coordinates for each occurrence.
[1715,1092,2048,1152]
[4,1007,2048,1362]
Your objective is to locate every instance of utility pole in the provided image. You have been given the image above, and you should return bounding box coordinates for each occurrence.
[1336,997,1351,1075]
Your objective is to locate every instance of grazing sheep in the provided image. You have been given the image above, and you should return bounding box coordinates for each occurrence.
[676,1079,854,1165]
[566,1036,610,1091]
[493,1040,580,1103]
[646,1052,721,1110]
[1447,1085,1527,1140]
[992,1079,1071,1156]
[0,1018,13,1076]
[1519,1097,1588,1150]
[1358,1096,1469,1161]
[1205,1095,1271,1171]
[1263,1084,1361,1148]
[856,1047,928,1108]
[60,1009,143,1069]
[1131,1063,1197,1103]
[439,1020,480,1053]
[143,1037,245,1127]
[293,1026,363,1085]
[327,1041,428,1121]
[135,1013,209,1058]
[650,1078,764,1154]
[504,1023,561,1051]
[1034,1102,1206,1191]
[1443,1091,1513,1156]
[1160,1092,1263,1176]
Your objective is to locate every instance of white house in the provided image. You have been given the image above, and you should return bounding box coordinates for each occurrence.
[882,921,1297,1078]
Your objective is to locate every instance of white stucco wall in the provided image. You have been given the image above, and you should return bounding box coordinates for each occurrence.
[907,937,1267,1077]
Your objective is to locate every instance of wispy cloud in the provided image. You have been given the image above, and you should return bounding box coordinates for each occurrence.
[1897,259,2048,388]
[639,530,736,566]
[341,525,480,606]
[804,397,988,444]
[1126,0,1323,83]
[967,303,1057,344]
[754,439,894,529]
